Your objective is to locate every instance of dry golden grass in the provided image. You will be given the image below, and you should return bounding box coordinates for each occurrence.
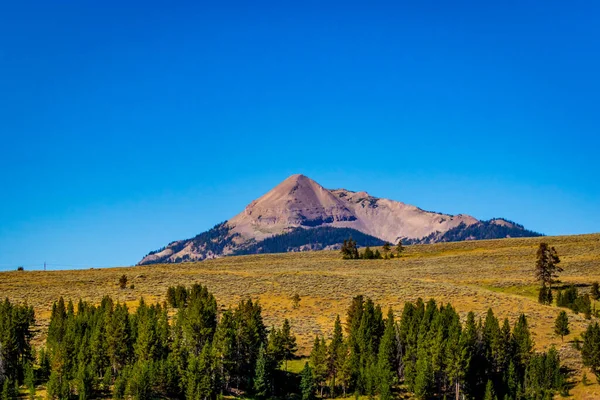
[2,233,600,398]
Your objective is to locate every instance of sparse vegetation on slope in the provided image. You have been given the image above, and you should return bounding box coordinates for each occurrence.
[2,234,600,397]
[140,222,238,264]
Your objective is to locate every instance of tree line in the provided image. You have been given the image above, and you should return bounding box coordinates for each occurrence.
[340,238,404,260]
[304,296,565,400]
[0,285,580,400]
[0,284,299,400]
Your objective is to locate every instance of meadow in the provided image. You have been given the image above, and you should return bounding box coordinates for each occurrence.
[2,233,600,398]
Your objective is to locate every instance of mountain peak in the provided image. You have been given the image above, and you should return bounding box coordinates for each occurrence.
[272,174,320,195]
[227,174,354,240]
[138,177,542,265]
[284,173,310,182]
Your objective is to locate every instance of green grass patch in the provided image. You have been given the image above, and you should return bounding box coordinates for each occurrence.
[482,284,540,299]
[284,358,309,374]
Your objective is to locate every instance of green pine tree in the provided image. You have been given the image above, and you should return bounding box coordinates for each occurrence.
[582,322,600,376]
[310,336,328,397]
[554,311,570,341]
[24,362,35,400]
[484,379,497,400]
[253,344,273,399]
[1,378,17,400]
[413,349,433,400]
[327,315,345,396]
[300,362,316,400]
[377,308,397,400]
[280,319,297,372]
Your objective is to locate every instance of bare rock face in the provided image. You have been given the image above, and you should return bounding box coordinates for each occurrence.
[138,174,539,264]
[228,174,356,241]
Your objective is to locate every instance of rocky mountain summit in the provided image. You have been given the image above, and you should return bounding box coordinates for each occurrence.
[138,174,541,264]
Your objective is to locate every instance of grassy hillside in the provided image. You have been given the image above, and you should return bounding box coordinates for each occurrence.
[3,233,600,398]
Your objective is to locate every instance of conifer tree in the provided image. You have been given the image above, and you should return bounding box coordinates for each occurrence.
[535,243,561,288]
[253,344,273,399]
[76,364,94,400]
[300,362,316,400]
[554,311,570,341]
[212,309,236,392]
[445,313,469,400]
[341,238,359,260]
[377,308,397,400]
[538,285,553,305]
[280,319,297,372]
[484,379,497,400]
[267,327,284,368]
[1,378,17,400]
[119,275,128,290]
[382,242,391,258]
[327,315,344,395]
[186,343,215,400]
[309,336,328,397]
[582,322,600,376]
[24,362,35,400]
[512,314,533,368]
[362,246,374,260]
[396,240,404,257]
[413,349,433,400]
[107,303,131,374]
[181,288,217,356]
[232,298,266,390]
[128,361,152,400]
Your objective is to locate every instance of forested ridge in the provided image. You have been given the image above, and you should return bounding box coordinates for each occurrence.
[404,220,543,245]
[234,227,385,256]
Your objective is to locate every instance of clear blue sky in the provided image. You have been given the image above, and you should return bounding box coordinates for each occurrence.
[1,1,599,270]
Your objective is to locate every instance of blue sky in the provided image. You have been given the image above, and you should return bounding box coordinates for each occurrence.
[1,1,599,270]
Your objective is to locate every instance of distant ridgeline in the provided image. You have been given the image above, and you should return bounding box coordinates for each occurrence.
[403,219,543,245]
[139,220,542,264]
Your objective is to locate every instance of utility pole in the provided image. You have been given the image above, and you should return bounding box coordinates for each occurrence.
[44,261,46,271]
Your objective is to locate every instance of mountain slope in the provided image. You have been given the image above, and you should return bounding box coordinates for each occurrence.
[138,174,541,264]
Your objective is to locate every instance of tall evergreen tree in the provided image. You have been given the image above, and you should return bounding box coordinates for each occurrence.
[484,379,497,400]
[582,322,600,376]
[280,319,297,372]
[377,308,397,400]
[512,314,533,368]
[212,309,236,392]
[309,336,328,397]
[327,315,345,395]
[253,344,273,399]
[186,343,216,400]
[535,243,562,288]
[413,348,433,400]
[382,243,391,258]
[554,311,570,341]
[300,362,316,400]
